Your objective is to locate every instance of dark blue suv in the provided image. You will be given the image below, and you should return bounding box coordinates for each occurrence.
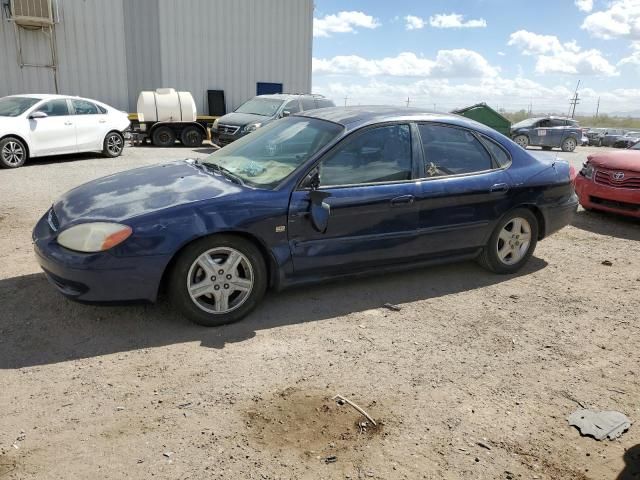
[511,116,581,152]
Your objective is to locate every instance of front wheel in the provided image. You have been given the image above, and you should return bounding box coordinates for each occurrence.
[478,208,538,274]
[0,137,28,168]
[169,235,267,326]
[103,132,124,157]
[513,135,529,149]
[180,126,204,147]
[561,137,577,152]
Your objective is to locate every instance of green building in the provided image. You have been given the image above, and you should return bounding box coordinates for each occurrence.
[452,103,512,137]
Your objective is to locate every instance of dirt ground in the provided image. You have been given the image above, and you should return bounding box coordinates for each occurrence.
[1,144,639,479]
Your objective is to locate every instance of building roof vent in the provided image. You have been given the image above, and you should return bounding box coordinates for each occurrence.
[10,0,54,27]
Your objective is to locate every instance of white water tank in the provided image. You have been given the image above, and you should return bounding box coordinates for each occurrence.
[136,88,197,123]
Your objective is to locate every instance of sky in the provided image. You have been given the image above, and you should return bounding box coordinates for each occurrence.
[311,0,640,116]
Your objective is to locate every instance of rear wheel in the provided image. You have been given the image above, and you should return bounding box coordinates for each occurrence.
[478,208,538,274]
[151,126,176,147]
[561,137,577,152]
[169,235,267,326]
[180,126,204,147]
[513,135,529,149]
[103,132,124,157]
[0,137,27,168]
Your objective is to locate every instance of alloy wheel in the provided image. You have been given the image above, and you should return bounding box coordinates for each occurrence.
[496,217,532,265]
[107,134,123,155]
[186,247,254,314]
[2,141,24,166]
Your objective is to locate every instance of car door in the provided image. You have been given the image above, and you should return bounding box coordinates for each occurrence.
[412,123,513,256]
[29,99,77,156]
[548,118,568,147]
[287,123,420,274]
[71,99,107,152]
[533,119,552,146]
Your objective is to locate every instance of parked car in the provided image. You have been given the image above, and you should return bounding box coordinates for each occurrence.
[511,116,581,152]
[585,128,606,146]
[33,107,577,326]
[0,94,130,168]
[212,94,335,146]
[613,131,640,149]
[575,149,640,217]
[599,129,626,147]
[631,141,640,150]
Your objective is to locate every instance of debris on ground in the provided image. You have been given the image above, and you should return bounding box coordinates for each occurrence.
[333,394,377,427]
[324,455,337,464]
[601,260,613,266]
[567,409,631,440]
[163,451,173,458]
[477,441,492,450]
[382,303,401,312]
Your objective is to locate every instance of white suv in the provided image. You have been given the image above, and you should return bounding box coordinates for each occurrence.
[0,94,130,168]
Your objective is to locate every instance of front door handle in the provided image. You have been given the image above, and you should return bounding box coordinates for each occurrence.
[64,121,73,126]
[490,183,509,193]
[390,195,415,206]
[99,119,107,123]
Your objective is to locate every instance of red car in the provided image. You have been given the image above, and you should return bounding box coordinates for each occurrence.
[575,144,640,217]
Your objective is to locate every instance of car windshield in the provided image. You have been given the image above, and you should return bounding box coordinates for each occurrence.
[234,98,284,117]
[512,118,539,128]
[631,142,640,150]
[0,96,41,117]
[203,117,343,188]
[625,132,640,137]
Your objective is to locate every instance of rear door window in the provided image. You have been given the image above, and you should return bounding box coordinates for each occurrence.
[72,100,100,115]
[37,99,70,116]
[301,97,317,111]
[418,124,493,177]
[282,100,300,114]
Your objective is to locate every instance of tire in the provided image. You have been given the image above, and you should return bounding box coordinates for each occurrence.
[103,132,124,158]
[513,135,529,149]
[151,126,176,147]
[169,234,267,327]
[180,126,204,147]
[0,136,28,168]
[477,208,539,274]
[561,137,577,152]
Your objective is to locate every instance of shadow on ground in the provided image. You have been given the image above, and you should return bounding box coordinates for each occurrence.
[0,257,546,369]
[571,209,640,241]
[617,444,640,480]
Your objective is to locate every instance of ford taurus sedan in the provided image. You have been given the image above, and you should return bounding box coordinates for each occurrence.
[0,94,129,168]
[33,107,578,326]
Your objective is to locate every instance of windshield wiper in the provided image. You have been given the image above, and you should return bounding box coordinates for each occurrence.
[198,161,245,186]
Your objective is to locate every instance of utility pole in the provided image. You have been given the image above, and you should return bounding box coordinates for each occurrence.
[569,80,581,118]
[595,97,600,119]
[405,97,410,108]
[343,96,348,107]
[433,103,436,111]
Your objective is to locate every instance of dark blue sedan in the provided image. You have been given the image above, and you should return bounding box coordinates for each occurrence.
[33,107,578,326]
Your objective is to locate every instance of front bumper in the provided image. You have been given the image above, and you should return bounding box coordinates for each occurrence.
[575,175,640,218]
[32,212,169,303]
[211,128,248,147]
[539,192,579,237]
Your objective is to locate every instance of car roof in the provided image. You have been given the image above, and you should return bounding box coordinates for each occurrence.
[255,94,327,100]
[295,106,494,132]
[7,93,68,101]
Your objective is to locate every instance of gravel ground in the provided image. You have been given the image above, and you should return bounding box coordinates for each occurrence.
[0,143,639,480]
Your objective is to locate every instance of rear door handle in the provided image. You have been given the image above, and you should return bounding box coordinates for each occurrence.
[99,119,107,123]
[490,183,509,193]
[64,121,73,126]
[390,195,415,206]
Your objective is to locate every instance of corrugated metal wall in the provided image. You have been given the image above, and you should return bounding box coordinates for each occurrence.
[0,0,129,110]
[0,0,313,114]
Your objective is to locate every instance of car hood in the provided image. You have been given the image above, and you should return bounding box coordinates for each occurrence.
[53,160,244,226]
[217,112,273,127]
[588,151,640,172]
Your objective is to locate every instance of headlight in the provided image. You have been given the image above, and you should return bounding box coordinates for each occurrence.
[57,222,133,253]
[580,162,594,179]
[212,118,219,130]
[243,122,262,133]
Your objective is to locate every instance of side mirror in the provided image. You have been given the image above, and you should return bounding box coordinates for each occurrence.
[29,111,48,119]
[309,190,331,233]
[281,110,291,118]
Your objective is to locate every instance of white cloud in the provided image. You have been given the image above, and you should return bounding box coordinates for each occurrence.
[581,0,640,39]
[497,51,506,56]
[508,30,618,76]
[575,0,594,12]
[313,50,499,78]
[404,15,426,30]
[429,13,487,29]
[313,11,381,38]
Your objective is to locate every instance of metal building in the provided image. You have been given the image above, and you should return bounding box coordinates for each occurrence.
[0,0,313,113]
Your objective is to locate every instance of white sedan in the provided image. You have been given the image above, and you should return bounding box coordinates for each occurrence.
[0,94,130,168]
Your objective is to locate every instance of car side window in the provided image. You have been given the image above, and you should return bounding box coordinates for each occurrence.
[418,124,493,177]
[550,119,565,127]
[315,99,333,108]
[301,97,316,111]
[538,119,552,128]
[479,136,511,168]
[37,99,70,117]
[72,100,100,115]
[283,100,300,114]
[319,124,412,186]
